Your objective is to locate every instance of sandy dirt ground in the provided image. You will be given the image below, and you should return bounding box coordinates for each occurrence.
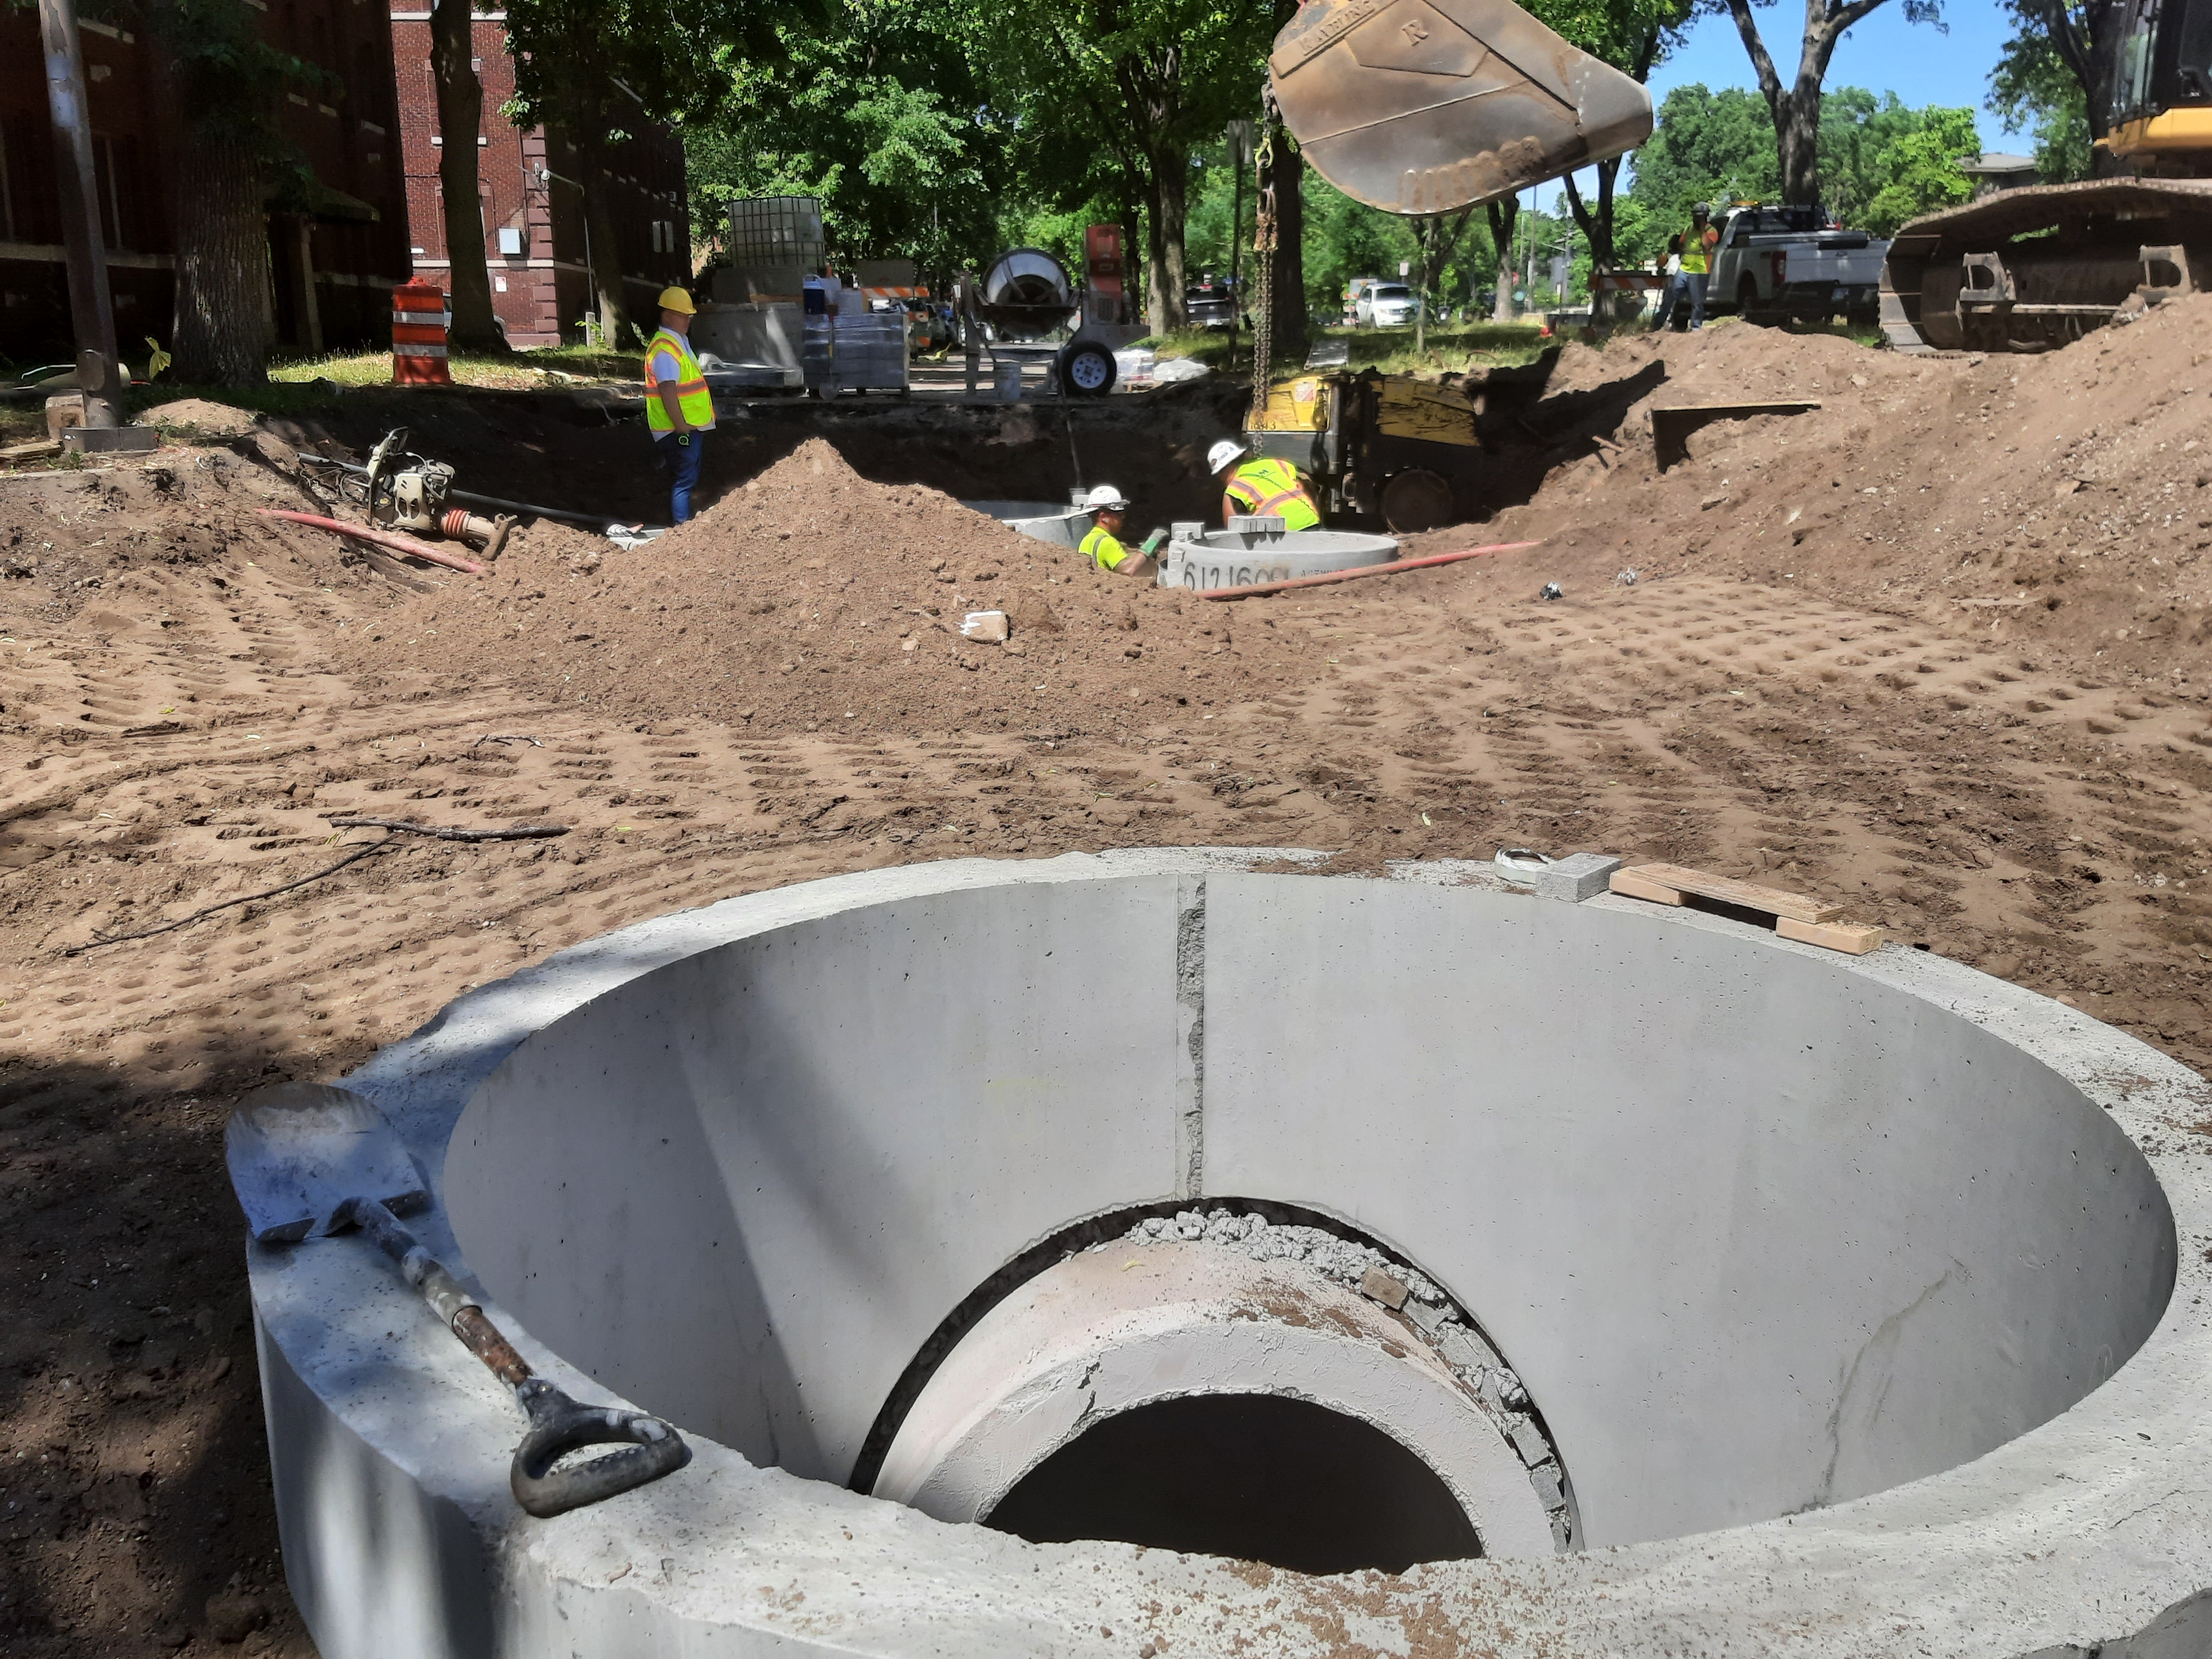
[8,303,2212,1654]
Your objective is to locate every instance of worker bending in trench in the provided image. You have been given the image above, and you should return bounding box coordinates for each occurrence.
[1209,439,1320,530]
[644,286,715,523]
[1078,485,1159,579]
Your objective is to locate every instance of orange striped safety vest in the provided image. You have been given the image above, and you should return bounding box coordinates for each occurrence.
[1224,457,1319,530]
[644,327,714,432]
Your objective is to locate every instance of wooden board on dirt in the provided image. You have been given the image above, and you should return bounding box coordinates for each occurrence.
[1612,862,1843,924]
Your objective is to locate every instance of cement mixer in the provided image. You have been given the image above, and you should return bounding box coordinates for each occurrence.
[964,242,1144,398]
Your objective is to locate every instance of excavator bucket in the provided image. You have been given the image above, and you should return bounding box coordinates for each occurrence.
[1270,0,1653,217]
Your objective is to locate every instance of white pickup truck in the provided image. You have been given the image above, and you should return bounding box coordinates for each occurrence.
[1707,206,1888,328]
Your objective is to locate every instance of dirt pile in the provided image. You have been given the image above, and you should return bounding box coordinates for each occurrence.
[338,437,1313,735]
[1419,299,2212,682]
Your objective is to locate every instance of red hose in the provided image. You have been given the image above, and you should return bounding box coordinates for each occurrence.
[258,509,486,575]
[1197,540,1540,601]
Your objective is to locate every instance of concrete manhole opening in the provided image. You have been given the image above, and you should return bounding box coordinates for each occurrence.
[436,864,2175,1574]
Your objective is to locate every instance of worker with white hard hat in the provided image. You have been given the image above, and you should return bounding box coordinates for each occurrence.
[644,286,715,523]
[1078,485,1157,578]
[1208,438,1320,531]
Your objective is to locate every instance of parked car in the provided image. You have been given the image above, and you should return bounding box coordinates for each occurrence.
[1705,204,1887,328]
[1359,283,1422,327]
[1344,277,1383,324]
[1185,278,1239,330]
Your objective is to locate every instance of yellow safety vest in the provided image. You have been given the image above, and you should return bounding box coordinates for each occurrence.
[1081,524,1129,571]
[1681,223,1713,275]
[1224,457,1320,530]
[644,327,714,433]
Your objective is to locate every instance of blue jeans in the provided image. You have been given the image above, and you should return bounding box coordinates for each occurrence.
[1683,272,1709,330]
[656,430,706,523]
[1652,275,1681,330]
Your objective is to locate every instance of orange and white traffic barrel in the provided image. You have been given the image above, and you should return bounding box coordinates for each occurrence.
[391,278,452,385]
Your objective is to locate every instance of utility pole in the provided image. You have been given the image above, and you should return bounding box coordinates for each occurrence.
[38,0,140,448]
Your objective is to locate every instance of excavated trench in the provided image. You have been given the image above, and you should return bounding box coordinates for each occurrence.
[253,852,2206,1658]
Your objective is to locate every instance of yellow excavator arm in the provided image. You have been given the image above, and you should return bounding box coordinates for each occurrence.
[1270,0,1653,216]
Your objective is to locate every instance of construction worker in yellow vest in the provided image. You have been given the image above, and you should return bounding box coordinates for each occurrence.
[1077,486,1159,579]
[1209,439,1321,530]
[644,286,715,523]
[1678,204,1719,332]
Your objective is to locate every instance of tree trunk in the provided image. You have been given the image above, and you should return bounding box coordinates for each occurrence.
[1145,149,1188,333]
[170,124,270,385]
[1725,0,1886,210]
[1487,197,1518,322]
[430,0,504,351]
[576,139,637,348]
[1775,75,1824,205]
[2043,0,2127,177]
[1561,160,1619,270]
[1263,132,1307,367]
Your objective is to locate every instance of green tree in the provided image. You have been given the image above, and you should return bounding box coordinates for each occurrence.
[505,0,795,345]
[1625,84,1782,219]
[113,0,325,384]
[1989,0,2116,181]
[1530,0,1697,270]
[687,1,1004,278]
[1010,0,1276,332]
[1301,173,1419,319]
[1859,105,1977,232]
[1715,0,1946,205]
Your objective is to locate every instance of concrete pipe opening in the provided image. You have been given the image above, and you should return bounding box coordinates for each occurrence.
[986,1394,1482,1573]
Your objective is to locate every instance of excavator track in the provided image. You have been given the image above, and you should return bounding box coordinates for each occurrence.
[1880,176,2212,353]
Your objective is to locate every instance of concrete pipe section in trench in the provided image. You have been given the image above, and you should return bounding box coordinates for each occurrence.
[248,848,2212,1659]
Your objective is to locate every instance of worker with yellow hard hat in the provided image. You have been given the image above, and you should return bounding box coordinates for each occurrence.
[1208,438,1320,530]
[644,286,714,523]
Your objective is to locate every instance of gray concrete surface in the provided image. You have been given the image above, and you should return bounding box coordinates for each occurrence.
[246,848,2212,1658]
[1161,528,1399,591]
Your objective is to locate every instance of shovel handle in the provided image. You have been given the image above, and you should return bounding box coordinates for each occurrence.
[509,1380,693,1519]
[343,1197,527,1373]
[342,1198,690,1515]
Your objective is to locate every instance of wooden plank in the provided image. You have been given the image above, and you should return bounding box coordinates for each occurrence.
[1609,868,1687,906]
[1620,862,1844,924]
[1647,400,1823,418]
[1777,916,1886,956]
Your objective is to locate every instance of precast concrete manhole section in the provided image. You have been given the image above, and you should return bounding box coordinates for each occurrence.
[248,849,2212,1658]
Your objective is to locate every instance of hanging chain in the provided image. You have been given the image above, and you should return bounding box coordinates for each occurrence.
[1249,105,1280,426]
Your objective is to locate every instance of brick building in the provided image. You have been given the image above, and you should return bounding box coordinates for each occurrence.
[387,8,689,346]
[0,4,687,364]
[0,4,411,362]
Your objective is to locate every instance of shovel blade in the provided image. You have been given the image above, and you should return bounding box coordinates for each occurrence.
[225,1082,429,1244]
[1271,0,1653,216]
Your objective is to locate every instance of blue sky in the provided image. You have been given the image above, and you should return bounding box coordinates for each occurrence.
[1550,0,2023,211]
[1646,2,2019,124]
